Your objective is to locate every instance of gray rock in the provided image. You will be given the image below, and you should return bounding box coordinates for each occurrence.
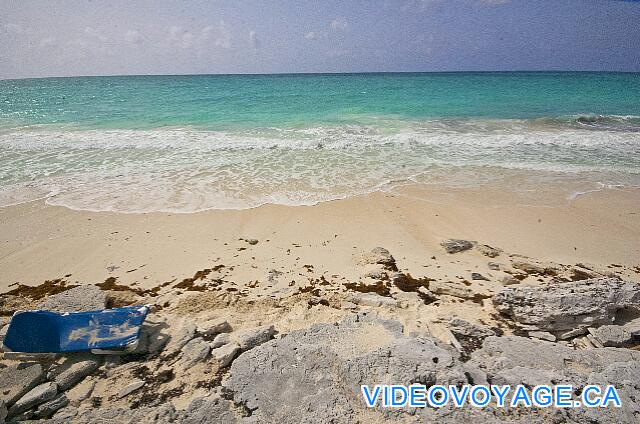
[0,399,6,423]
[0,362,45,406]
[232,325,275,350]
[471,272,489,281]
[211,343,240,367]
[197,318,232,337]
[48,354,101,390]
[179,337,211,369]
[346,292,399,307]
[47,403,178,424]
[117,380,145,399]
[210,332,231,349]
[528,331,556,342]
[487,262,504,271]
[588,319,640,347]
[440,239,475,254]
[164,320,197,354]
[493,278,640,334]
[468,335,640,423]
[511,259,545,275]
[8,381,57,417]
[33,394,69,419]
[225,315,472,423]
[447,318,495,339]
[180,395,240,423]
[500,275,520,285]
[37,285,107,313]
[243,238,259,245]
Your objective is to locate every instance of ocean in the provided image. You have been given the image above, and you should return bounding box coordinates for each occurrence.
[1,72,639,212]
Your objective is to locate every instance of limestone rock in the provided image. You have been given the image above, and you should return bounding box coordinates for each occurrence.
[33,394,69,419]
[500,275,520,285]
[66,380,96,405]
[346,292,399,308]
[232,325,275,350]
[588,319,640,347]
[48,354,101,390]
[471,272,489,281]
[0,399,6,423]
[511,260,545,275]
[353,247,397,270]
[197,318,232,337]
[180,395,240,423]
[528,331,556,342]
[476,244,502,258]
[429,280,476,299]
[117,380,145,399]
[211,343,240,367]
[178,337,211,369]
[493,277,640,334]
[0,362,45,406]
[210,332,231,349]
[8,382,57,417]
[440,239,475,254]
[164,319,197,354]
[37,285,107,313]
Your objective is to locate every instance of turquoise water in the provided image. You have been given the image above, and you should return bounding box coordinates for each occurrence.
[0,72,639,211]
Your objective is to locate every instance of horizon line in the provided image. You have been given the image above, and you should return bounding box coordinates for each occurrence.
[2,69,640,82]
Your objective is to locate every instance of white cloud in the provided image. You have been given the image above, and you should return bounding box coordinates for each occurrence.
[330,17,349,32]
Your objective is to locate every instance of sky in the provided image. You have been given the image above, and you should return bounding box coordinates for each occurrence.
[1,0,639,79]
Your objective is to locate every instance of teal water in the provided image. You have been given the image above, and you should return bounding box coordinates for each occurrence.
[0,72,639,211]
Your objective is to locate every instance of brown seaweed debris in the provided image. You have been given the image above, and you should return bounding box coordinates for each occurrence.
[96,277,161,297]
[392,273,434,292]
[343,281,391,297]
[173,269,214,292]
[1,279,78,300]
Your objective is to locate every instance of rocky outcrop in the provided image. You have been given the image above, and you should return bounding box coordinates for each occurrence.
[493,277,640,337]
[440,239,475,254]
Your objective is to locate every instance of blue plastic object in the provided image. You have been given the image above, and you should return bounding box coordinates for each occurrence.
[3,305,149,353]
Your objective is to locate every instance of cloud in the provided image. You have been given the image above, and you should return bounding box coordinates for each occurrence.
[330,17,349,32]
[304,31,316,40]
[249,31,260,49]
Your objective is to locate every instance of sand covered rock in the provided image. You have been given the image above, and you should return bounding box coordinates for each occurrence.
[47,354,101,390]
[353,247,397,270]
[232,325,275,350]
[8,381,57,418]
[346,292,399,307]
[37,285,107,313]
[178,337,211,369]
[493,277,640,335]
[224,314,467,423]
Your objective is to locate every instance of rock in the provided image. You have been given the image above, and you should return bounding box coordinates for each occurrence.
[0,400,6,423]
[340,301,357,310]
[144,321,171,355]
[178,337,211,369]
[353,247,397,270]
[360,264,388,280]
[0,362,45,406]
[429,280,477,300]
[499,275,520,285]
[440,239,475,254]
[210,332,231,349]
[346,292,399,308]
[417,286,438,304]
[66,380,96,405]
[487,262,504,271]
[476,244,502,258]
[224,315,468,423]
[571,265,602,281]
[37,285,107,313]
[211,343,240,367]
[8,382,57,417]
[528,331,556,342]
[48,354,101,390]
[447,318,495,339]
[232,325,275,350]
[588,319,640,347]
[511,260,545,275]
[493,277,640,334]
[181,395,240,423]
[307,296,329,307]
[48,403,178,424]
[471,272,489,281]
[117,380,145,399]
[197,318,232,337]
[164,319,197,354]
[33,394,69,419]
[243,238,259,245]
